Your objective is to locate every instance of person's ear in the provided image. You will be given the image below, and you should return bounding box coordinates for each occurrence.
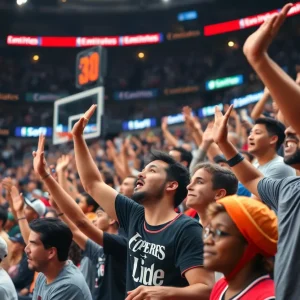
[166,181,178,192]
[214,189,227,201]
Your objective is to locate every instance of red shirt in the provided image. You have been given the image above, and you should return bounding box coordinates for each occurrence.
[210,275,275,300]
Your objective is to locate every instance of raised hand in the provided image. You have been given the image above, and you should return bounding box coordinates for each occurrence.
[32,135,49,178]
[2,177,13,193]
[213,105,233,145]
[72,104,97,137]
[161,117,168,131]
[56,155,71,174]
[202,122,214,144]
[10,186,24,213]
[243,3,292,65]
[106,140,117,161]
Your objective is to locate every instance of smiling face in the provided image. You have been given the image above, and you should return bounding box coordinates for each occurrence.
[248,124,277,155]
[186,169,217,212]
[284,126,300,169]
[132,160,169,205]
[203,211,247,274]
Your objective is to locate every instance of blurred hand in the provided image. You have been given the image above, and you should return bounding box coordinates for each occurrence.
[10,186,24,213]
[241,119,253,130]
[56,155,71,174]
[202,122,214,144]
[32,135,49,178]
[72,104,97,137]
[161,117,168,131]
[243,4,292,65]
[106,140,117,160]
[213,105,233,145]
[2,178,12,193]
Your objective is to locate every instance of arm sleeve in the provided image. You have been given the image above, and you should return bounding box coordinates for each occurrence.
[257,177,283,212]
[265,162,296,179]
[114,193,144,233]
[175,221,204,276]
[48,284,87,300]
[83,239,104,264]
[103,232,127,260]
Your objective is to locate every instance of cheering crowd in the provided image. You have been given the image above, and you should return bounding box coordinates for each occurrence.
[1,4,300,300]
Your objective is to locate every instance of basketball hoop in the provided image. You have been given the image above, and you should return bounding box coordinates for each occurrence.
[56,132,73,141]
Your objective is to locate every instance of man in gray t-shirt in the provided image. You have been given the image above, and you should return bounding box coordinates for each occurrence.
[24,218,92,300]
[249,118,295,179]
[33,260,92,300]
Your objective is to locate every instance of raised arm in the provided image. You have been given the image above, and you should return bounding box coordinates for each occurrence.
[32,136,105,246]
[10,186,30,244]
[250,87,270,120]
[243,4,300,133]
[213,106,263,198]
[71,105,118,220]
[161,117,179,147]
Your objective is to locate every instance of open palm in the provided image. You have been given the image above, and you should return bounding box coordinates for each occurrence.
[10,186,24,213]
[243,4,292,64]
[32,135,49,178]
[56,155,71,173]
[72,104,97,137]
[212,105,233,145]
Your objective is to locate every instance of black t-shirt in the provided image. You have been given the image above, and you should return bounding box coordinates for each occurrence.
[83,232,127,300]
[115,194,204,291]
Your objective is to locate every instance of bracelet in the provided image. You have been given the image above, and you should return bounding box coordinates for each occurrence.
[17,217,27,221]
[42,173,51,180]
[58,213,64,217]
[227,153,244,167]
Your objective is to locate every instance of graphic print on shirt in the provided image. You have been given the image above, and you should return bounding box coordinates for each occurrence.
[129,232,166,286]
[95,254,106,288]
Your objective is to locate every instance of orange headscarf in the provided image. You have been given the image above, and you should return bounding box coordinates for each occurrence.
[217,195,278,279]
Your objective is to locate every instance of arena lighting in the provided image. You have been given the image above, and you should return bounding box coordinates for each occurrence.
[228,41,235,47]
[16,0,27,5]
[32,55,39,61]
[138,52,145,59]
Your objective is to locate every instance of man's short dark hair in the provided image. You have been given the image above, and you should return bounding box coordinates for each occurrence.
[255,118,285,150]
[29,218,73,262]
[148,150,190,208]
[0,207,8,228]
[82,193,99,212]
[172,147,193,168]
[192,162,238,196]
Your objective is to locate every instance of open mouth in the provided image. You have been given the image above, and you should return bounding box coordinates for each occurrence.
[135,180,144,189]
[285,139,298,153]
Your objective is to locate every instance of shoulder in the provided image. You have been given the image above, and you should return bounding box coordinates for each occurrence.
[249,277,275,299]
[116,193,144,212]
[210,278,227,298]
[175,214,202,231]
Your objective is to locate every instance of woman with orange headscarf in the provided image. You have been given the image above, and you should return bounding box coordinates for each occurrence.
[204,196,277,300]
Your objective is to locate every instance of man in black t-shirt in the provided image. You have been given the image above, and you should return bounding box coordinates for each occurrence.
[71,105,214,300]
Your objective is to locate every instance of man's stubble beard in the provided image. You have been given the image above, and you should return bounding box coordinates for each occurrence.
[284,148,300,166]
[131,183,166,205]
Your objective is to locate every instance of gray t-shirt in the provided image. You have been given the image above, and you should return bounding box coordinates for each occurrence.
[0,268,18,300]
[33,260,92,300]
[258,176,300,300]
[79,256,96,294]
[253,155,296,179]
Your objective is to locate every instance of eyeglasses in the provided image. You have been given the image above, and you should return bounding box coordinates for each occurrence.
[203,227,232,242]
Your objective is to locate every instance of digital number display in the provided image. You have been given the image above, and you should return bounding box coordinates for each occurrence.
[75,46,107,89]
